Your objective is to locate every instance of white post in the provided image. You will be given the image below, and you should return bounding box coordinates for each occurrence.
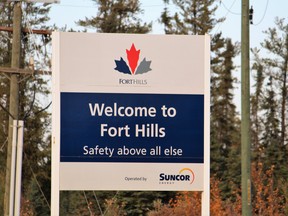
[51,31,60,216]
[14,120,24,216]
[201,34,211,216]
[9,120,18,216]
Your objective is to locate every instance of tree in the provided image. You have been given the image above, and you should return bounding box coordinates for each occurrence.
[116,191,175,216]
[77,0,151,33]
[260,76,287,181]
[251,48,265,161]
[147,165,287,216]
[210,38,240,198]
[261,17,288,147]
[160,0,224,35]
[251,17,288,180]
[160,0,240,199]
[0,4,14,215]
[0,2,52,215]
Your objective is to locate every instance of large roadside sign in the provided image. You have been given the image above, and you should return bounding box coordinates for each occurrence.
[52,32,210,215]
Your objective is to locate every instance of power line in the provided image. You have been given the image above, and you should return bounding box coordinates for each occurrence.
[220,0,241,15]
[0,137,8,152]
[252,0,269,26]
[53,4,96,8]
[214,0,239,34]
[92,191,104,216]
[83,191,93,215]
[29,164,51,210]
[0,101,15,119]
[103,191,119,216]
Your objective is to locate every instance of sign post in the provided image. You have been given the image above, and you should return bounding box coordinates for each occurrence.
[52,32,210,215]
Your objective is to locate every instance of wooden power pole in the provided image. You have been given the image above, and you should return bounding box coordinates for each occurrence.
[4,2,22,216]
[241,0,252,215]
[1,1,53,215]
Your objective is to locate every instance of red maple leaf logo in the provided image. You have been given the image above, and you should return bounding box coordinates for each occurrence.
[115,43,152,75]
[126,43,140,74]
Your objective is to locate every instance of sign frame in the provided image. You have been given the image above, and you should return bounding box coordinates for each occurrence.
[52,32,210,215]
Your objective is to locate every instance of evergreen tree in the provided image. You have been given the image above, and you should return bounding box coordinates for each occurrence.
[59,191,119,215]
[251,48,265,161]
[21,3,52,214]
[0,5,12,215]
[160,0,240,199]
[260,76,286,180]
[27,155,51,215]
[210,38,240,197]
[60,191,90,215]
[261,17,288,146]
[160,0,224,35]
[77,0,151,33]
[116,191,175,216]
[254,17,288,180]
[0,2,52,215]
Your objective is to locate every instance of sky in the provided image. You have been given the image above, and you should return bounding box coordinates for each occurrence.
[47,0,288,67]
[47,0,288,45]
[46,0,288,112]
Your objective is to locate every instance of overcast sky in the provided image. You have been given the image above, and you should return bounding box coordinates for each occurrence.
[47,0,287,43]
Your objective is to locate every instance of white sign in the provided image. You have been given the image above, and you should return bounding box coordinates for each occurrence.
[52,32,210,215]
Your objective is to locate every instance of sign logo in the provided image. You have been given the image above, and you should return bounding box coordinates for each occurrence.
[114,43,152,75]
[159,168,195,185]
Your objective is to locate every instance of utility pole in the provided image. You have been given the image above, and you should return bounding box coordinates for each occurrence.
[4,2,22,216]
[241,0,252,215]
[1,1,54,215]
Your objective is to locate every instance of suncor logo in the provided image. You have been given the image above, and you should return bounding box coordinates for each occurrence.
[159,168,195,185]
[114,43,152,75]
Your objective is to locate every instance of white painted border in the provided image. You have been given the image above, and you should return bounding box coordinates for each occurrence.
[202,34,211,216]
[51,32,60,216]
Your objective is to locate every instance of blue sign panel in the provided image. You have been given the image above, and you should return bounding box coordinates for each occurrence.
[60,93,204,163]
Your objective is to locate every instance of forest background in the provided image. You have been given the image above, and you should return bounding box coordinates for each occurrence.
[0,0,288,215]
